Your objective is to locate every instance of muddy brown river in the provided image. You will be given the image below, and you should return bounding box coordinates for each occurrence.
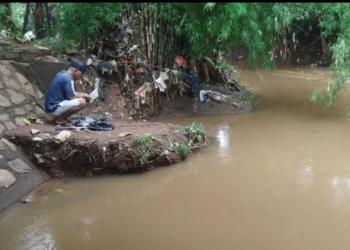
[2,67,350,250]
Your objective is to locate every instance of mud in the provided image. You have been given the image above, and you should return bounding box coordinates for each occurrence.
[3,120,208,178]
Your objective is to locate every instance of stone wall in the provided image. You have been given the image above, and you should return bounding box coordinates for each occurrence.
[0,40,40,60]
[0,60,49,213]
[0,60,46,136]
[14,60,70,93]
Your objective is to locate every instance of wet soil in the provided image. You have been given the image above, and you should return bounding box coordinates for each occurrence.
[3,120,208,178]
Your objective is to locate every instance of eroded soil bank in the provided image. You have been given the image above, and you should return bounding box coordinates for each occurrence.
[3,119,208,178]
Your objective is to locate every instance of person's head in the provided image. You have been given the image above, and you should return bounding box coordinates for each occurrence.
[174,55,187,69]
[68,60,90,80]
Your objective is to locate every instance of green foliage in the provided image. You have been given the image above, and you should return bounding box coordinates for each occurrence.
[183,122,205,141]
[132,135,153,165]
[216,61,235,72]
[132,135,152,149]
[11,3,26,27]
[58,3,126,48]
[241,90,258,107]
[178,143,190,159]
[0,5,10,30]
[307,3,350,106]
[34,140,43,148]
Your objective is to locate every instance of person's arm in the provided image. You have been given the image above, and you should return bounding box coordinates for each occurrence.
[64,79,91,101]
[74,91,91,100]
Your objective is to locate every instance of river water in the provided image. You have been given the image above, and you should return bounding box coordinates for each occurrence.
[2,67,350,250]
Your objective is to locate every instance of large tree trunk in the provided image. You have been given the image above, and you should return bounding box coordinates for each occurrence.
[34,3,44,39]
[22,3,30,34]
[318,19,329,56]
[44,3,51,36]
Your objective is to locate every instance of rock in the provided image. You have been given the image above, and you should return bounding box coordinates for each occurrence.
[3,76,21,90]
[33,45,51,56]
[0,113,9,121]
[0,154,2,159]
[31,128,40,135]
[0,169,16,188]
[15,117,26,127]
[7,158,31,174]
[7,89,26,105]
[33,85,44,99]
[4,121,16,130]
[23,83,36,97]
[118,132,132,137]
[54,131,71,142]
[35,119,44,124]
[0,141,5,151]
[128,117,133,120]
[0,94,11,107]
[0,81,3,89]
[1,138,16,151]
[14,107,26,115]
[28,113,38,119]
[21,194,35,203]
[0,64,11,76]
[0,124,4,135]
[24,104,32,112]
[0,41,10,46]
[35,106,46,117]
[33,153,44,164]
[14,72,28,85]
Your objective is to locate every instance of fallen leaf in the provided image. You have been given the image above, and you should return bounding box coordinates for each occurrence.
[23,118,31,125]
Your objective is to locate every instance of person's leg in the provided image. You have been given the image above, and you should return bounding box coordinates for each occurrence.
[57,98,86,120]
[50,98,86,124]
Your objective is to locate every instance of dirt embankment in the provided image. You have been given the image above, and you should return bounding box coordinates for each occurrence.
[3,120,208,178]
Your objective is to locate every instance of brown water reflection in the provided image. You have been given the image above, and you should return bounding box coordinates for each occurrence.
[2,68,350,250]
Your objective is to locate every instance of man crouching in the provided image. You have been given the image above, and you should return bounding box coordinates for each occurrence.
[44,60,91,125]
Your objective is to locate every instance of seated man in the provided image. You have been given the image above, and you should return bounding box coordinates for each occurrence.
[45,60,91,125]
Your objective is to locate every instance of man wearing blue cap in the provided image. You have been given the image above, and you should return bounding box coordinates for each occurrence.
[44,60,91,125]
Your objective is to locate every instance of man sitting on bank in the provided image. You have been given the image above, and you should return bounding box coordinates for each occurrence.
[45,60,91,125]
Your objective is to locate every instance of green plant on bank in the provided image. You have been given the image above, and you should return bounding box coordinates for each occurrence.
[241,90,258,107]
[34,140,43,148]
[58,3,126,50]
[178,143,190,159]
[216,61,235,73]
[183,121,205,142]
[132,135,153,165]
[139,151,151,166]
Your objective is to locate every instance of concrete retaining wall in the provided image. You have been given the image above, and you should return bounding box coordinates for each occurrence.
[0,60,50,213]
[0,40,40,60]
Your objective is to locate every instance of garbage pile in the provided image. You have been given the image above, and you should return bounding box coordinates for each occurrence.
[72,10,246,118]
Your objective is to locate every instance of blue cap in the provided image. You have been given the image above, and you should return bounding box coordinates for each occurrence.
[71,60,90,76]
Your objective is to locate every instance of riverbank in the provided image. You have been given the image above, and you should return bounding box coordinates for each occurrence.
[3,119,209,178]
